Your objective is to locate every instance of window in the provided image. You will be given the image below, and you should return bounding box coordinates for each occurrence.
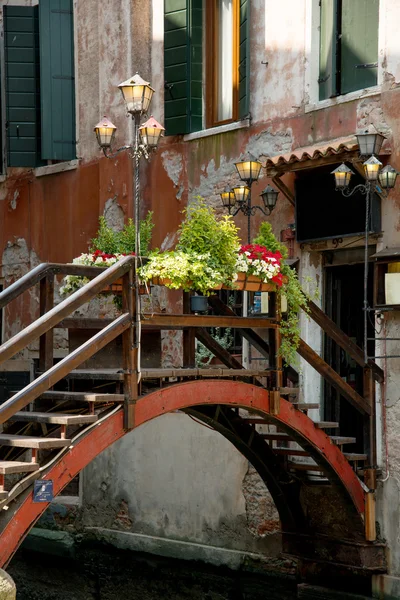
[4,1,76,168]
[164,0,249,136]
[319,0,379,101]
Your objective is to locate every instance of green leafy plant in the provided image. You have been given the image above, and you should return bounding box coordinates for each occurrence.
[140,198,240,294]
[195,328,234,367]
[90,212,154,256]
[253,222,310,366]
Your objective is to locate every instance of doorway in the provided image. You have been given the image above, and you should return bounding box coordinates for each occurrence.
[324,260,374,452]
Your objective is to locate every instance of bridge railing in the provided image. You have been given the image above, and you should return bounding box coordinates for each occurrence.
[0,256,136,426]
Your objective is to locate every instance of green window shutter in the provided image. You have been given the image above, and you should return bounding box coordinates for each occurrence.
[164,0,203,136]
[239,0,250,119]
[319,0,339,100]
[39,0,76,161]
[341,0,379,95]
[4,6,42,167]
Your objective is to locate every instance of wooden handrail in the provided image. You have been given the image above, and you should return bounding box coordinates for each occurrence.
[306,299,384,383]
[0,256,135,365]
[297,339,371,415]
[0,263,52,309]
[0,313,130,424]
[0,261,141,311]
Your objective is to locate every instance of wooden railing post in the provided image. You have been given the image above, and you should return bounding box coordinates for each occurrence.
[39,274,54,372]
[268,291,282,392]
[122,267,138,430]
[183,292,196,368]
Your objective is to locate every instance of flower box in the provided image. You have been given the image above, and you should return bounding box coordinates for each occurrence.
[222,273,288,292]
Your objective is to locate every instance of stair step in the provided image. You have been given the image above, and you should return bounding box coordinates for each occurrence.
[41,391,124,403]
[287,461,325,472]
[314,421,339,429]
[0,491,7,501]
[274,448,309,457]
[10,411,98,426]
[0,461,39,475]
[260,433,291,441]
[260,433,355,445]
[331,436,356,445]
[293,403,319,410]
[242,418,269,424]
[0,434,71,449]
[343,453,368,461]
[64,369,124,381]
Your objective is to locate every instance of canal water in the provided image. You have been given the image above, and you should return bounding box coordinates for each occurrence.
[8,543,298,599]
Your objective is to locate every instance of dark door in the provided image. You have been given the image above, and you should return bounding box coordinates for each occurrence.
[324,262,374,451]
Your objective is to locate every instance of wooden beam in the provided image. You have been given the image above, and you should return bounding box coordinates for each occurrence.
[207,295,299,384]
[195,328,243,369]
[142,314,278,330]
[272,175,295,206]
[297,339,371,415]
[365,492,376,542]
[307,299,384,383]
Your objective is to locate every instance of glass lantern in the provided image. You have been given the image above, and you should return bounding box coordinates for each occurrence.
[331,163,354,189]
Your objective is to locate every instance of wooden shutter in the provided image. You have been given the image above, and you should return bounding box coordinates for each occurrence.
[341,0,379,95]
[164,0,203,136]
[4,6,42,167]
[319,0,339,100]
[39,0,76,161]
[238,0,250,118]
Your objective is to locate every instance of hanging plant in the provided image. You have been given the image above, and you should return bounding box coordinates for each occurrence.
[252,222,311,366]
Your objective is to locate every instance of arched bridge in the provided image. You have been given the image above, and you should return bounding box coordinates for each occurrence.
[0,258,386,577]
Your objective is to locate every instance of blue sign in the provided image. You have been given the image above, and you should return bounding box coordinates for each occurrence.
[33,480,54,503]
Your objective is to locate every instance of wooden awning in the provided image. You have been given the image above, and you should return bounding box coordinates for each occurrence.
[265,136,359,177]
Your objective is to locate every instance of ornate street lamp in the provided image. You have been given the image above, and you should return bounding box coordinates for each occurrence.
[118,73,155,115]
[222,158,279,244]
[139,116,165,149]
[220,187,236,211]
[94,116,117,149]
[234,159,263,184]
[379,165,398,189]
[260,185,279,214]
[356,131,385,156]
[331,163,354,190]
[331,131,398,362]
[94,73,163,426]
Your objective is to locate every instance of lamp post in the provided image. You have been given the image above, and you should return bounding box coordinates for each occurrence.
[221,160,279,369]
[331,132,398,362]
[221,159,279,243]
[94,73,164,411]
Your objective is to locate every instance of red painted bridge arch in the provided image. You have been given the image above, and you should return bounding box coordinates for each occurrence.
[0,380,366,568]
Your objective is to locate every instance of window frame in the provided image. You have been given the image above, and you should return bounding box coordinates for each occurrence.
[304,0,383,111]
[205,0,239,129]
[0,0,77,172]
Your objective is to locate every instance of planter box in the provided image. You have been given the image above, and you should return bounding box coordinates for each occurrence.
[223,273,285,292]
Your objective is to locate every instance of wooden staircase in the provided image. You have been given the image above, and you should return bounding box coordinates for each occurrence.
[0,257,385,572]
